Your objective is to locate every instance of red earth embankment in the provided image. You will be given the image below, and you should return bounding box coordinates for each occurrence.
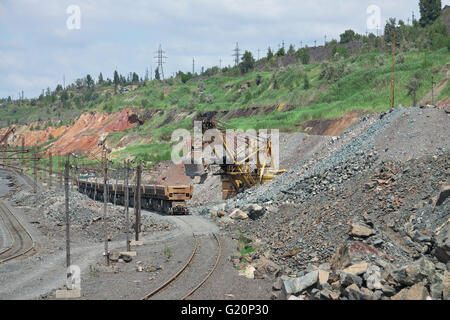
[0,108,139,157]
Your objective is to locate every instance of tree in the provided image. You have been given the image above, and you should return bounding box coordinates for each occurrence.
[132,72,139,84]
[419,0,442,27]
[155,67,161,80]
[303,74,310,90]
[384,18,398,45]
[86,74,94,90]
[98,73,104,85]
[287,44,295,55]
[276,47,285,57]
[267,47,274,60]
[296,47,310,65]
[60,90,69,102]
[113,70,119,93]
[239,50,255,74]
[406,77,421,106]
[340,29,358,43]
[256,74,262,86]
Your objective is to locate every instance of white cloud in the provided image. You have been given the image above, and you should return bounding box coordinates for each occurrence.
[1,0,448,98]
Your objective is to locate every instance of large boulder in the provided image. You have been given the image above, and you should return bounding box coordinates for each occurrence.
[435,185,450,207]
[282,270,319,295]
[348,223,374,238]
[242,203,266,220]
[340,272,363,288]
[443,271,450,300]
[391,284,430,300]
[229,209,248,220]
[434,221,450,263]
[342,261,369,276]
[391,257,438,286]
[364,265,383,290]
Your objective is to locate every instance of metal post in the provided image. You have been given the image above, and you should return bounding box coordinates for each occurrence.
[21,137,24,171]
[125,161,130,252]
[33,148,37,194]
[49,152,52,189]
[103,150,109,265]
[431,75,434,105]
[64,155,71,268]
[134,164,142,241]
[59,155,63,188]
[114,173,118,207]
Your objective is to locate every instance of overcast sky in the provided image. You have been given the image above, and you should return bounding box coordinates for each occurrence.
[1,0,448,99]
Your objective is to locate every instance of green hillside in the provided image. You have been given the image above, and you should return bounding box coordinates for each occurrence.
[1,7,449,168]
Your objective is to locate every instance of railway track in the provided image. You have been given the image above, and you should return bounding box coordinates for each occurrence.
[0,200,35,265]
[142,232,222,300]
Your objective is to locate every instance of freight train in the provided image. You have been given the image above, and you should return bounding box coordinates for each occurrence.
[76,179,193,215]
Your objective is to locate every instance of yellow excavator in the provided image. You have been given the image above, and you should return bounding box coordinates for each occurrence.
[198,118,285,199]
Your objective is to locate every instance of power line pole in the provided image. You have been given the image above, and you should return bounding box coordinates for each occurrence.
[431,75,435,105]
[49,152,52,189]
[257,49,260,60]
[324,35,327,45]
[102,147,109,265]
[233,42,241,66]
[154,44,167,80]
[125,160,130,252]
[134,164,142,241]
[192,57,195,74]
[33,148,37,194]
[64,155,71,268]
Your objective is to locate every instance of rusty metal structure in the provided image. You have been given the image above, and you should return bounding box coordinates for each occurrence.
[197,118,285,199]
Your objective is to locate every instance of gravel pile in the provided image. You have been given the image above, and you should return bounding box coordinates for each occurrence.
[10,188,172,241]
[192,106,449,299]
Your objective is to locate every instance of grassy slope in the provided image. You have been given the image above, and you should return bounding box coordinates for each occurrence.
[1,48,449,168]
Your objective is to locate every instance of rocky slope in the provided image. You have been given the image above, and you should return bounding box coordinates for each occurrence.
[195,105,449,300]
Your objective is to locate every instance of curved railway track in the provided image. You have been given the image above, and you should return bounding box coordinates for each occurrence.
[142,232,222,300]
[0,200,35,265]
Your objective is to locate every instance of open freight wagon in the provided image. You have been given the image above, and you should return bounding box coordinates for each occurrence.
[76,179,193,215]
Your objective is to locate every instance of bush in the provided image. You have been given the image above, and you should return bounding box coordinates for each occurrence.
[296,48,310,65]
[319,62,349,83]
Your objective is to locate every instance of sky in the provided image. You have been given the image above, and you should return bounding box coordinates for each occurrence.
[0,0,448,99]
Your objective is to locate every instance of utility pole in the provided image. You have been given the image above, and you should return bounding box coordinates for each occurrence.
[431,75,435,105]
[49,152,52,189]
[219,58,222,69]
[233,42,241,66]
[192,58,195,74]
[114,172,118,207]
[154,44,167,80]
[64,155,71,267]
[134,164,142,241]
[102,147,109,265]
[21,137,24,171]
[389,29,396,109]
[257,49,260,60]
[125,160,130,252]
[59,154,63,188]
[33,148,37,194]
[324,35,327,45]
